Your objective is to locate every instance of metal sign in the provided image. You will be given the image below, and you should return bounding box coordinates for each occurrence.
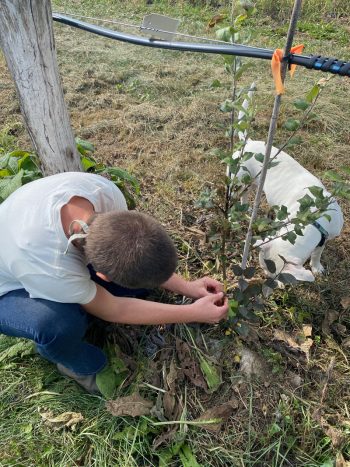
[141,14,180,41]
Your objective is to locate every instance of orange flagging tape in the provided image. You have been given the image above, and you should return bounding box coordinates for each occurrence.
[271,44,305,95]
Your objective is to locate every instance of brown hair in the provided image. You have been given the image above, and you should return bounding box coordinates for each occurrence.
[84,211,177,289]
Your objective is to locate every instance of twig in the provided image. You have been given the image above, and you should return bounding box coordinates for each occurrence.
[319,357,335,407]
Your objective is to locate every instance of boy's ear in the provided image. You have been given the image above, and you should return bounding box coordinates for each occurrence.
[283,263,315,282]
[95,272,111,282]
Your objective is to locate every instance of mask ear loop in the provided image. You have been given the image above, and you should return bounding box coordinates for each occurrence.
[64,219,90,254]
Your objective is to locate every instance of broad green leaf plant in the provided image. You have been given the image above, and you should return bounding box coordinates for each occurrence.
[0,134,140,209]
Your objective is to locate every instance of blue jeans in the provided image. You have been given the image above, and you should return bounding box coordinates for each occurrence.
[0,268,149,375]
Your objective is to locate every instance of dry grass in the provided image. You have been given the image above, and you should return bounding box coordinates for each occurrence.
[0,1,349,464]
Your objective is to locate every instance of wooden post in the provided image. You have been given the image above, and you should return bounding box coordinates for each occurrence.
[0,0,82,175]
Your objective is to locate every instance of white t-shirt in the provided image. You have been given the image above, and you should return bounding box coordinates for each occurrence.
[0,172,127,304]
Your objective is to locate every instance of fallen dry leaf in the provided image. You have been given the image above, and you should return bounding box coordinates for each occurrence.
[163,391,177,420]
[341,336,350,349]
[39,410,83,431]
[273,328,313,362]
[194,399,238,433]
[340,296,350,310]
[322,309,339,335]
[106,393,153,417]
[313,411,347,450]
[163,359,179,420]
[300,338,313,359]
[176,339,207,390]
[207,14,226,29]
[152,424,178,450]
[336,452,350,467]
[166,359,178,391]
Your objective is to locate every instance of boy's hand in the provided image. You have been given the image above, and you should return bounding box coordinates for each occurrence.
[191,292,228,323]
[185,277,224,299]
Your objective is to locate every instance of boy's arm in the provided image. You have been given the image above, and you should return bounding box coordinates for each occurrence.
[82,283,228,325]
[161,273,224,299]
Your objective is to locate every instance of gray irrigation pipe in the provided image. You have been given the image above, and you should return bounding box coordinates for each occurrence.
[240,0,303,270]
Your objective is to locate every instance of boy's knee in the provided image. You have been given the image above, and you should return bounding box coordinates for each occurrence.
[32,302,88,345]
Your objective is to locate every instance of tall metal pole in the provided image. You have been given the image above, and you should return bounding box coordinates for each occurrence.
[240,0,303,269]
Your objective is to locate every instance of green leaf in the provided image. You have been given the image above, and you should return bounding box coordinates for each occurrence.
[232,264,243,276]
[0,153,11,169]
[18,153,40,172]
[81,155,97,171]
[238,278,248,291]
[158,442,184,467]
[282,231,297,244]
[179,444,201,467]
[100,167,140,194]
[306,84,320,103]
[96,365,118,399]
[243,283,261,299]
[319,459,336,467]
[7,156,19,175]
[234,14,248,26]
[216,26,235,42]
[268,161,280,168]
[283,119,300,131]
[243,266,255,279]
[254,153,264,163]
[0,169,11,177]
[294,225,304,236]
[199,355,221,393]
[0,170,24,201]
[228,299,238,318]
[220,99,234,112]
[264,259,276,274]
[265,278,278,289]
[242,151,254,162]
[75,137,95,156]
[210,79,221,88]
[293,98,310,111]
[241,174,252,184]
[234,321,250,337]
[298,193,315,211]
[106,343,129,387]
[7,150,30,159]
[269,422,282,435]
[276,205,289,221]
[286,135,303,147]
[308,185,325,199]
[278,273,297,285]
[234,62,254,81]
[238,306,259,323]
[0,340,35,363]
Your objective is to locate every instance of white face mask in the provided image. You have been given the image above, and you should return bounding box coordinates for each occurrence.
[64,219,90,254]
